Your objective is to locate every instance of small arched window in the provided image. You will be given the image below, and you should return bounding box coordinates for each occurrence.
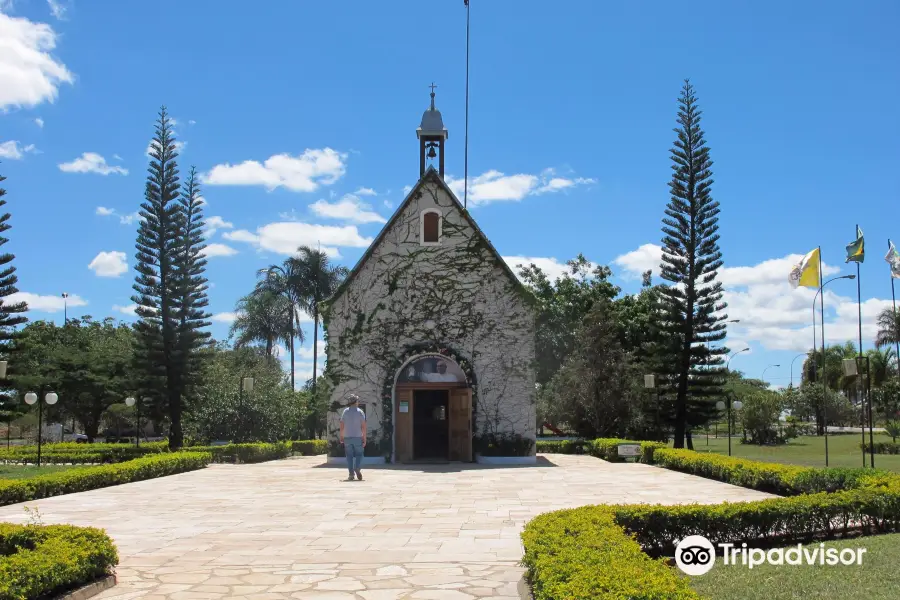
[421,209,442,245]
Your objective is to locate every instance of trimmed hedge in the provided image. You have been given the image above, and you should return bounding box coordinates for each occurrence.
[0,441,167,465]
[535,439,588,454]
[0,452,211,507]
[523,446,900,599]
[291,440,328,455]
[862,441,900,455]
[522,507,699,600]
[589,438,667,464]
[652,448,885,495]
[0,523,118,600]
[188,442,290,464]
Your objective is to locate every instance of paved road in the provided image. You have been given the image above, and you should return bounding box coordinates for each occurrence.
[0,454,772,600]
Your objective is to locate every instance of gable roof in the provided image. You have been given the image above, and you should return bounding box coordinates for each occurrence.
[325,166,530,307]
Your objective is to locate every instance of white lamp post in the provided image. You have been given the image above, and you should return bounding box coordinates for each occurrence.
[125,397,139,448]
[24,391,58,467]
[239,377,254,442]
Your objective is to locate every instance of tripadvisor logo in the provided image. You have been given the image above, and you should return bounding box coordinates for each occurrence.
[674,536,867,576]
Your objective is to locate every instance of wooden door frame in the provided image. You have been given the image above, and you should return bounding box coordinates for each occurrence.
[393,383,470,463]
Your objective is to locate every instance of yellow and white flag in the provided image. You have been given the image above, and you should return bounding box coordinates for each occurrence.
[789,248,821,289]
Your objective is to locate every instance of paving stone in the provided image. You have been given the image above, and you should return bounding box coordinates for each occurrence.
[0,455,772,599]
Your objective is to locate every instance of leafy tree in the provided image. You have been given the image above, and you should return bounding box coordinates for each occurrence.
[173,166,212,431]
[871,377,900,422]
[875,307,900,350]
[132,106,184,449]
[657,80,729,448]
[291,246,348,396]
[550,299,631,438]
[12,318,137,440]
[517,255,619,385]
[230,288,293,357]
[186,344,300,443]
[884,420,900,443]
[866,347,894,389]
[0,171,28,431]
[256,260,306,390]
[739,390,785,445]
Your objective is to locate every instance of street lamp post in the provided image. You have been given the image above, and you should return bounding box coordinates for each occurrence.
[812,273,854,467]
[716,398,744,456]
[239,376,254,443]
[790,353,806,388]
[125,397,139,448]
[24,391,59,468]
[762,364,781,385]
[61,292,69,324]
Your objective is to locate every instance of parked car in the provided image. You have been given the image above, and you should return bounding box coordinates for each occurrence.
[43,423,88,443]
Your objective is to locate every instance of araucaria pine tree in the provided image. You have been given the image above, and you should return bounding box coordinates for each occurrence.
[658,81,729,449]
[0,173,28,418]
[173,167,212,426]
[132,107,195,449]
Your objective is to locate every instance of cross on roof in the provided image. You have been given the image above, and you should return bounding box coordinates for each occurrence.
[429,82,437,94]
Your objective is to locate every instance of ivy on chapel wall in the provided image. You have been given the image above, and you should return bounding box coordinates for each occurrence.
[322,170,536,456]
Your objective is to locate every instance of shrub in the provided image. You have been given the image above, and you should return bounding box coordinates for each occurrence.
[291,440,328,455]
[0,452,211,507]
[186,442,290,464]
[652,448,888,495]
[521,507,699,600]
[535,439,588,454]
[0,441,167,465]
[861,441,900,455]
[474,433,534,457]
[328,438,389,458]
[588,438,666,464]
[0,523,118,600]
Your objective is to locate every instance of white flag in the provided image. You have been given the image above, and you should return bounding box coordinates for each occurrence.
[885,240,900,279]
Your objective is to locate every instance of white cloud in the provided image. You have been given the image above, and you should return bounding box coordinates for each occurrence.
[0,12,74,110]
[203,148,347,192]
[503,256,589,283]
[112,303,137,316]
[59,152,128,175]
[310,194,386,224]
[354,187,377,196]
[201,243,238,258]
[445,168,595,206]
[188,119,196,125]
[88,251,128,277]
[34,117,43,128]
[383,199,393,209]
[47,0,66,19]
[613,243,880,352]
[211,312,236,323]
[96,206,141,225]
[9,291,86,313]
[296,340,327,360]
[204,215,233,237]
[145,139,185,158]
[402,185,412,196]
[0,140,38,159]
[224,222,371,257]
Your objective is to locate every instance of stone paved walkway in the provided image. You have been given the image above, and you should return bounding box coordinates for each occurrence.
[0,454,772,599]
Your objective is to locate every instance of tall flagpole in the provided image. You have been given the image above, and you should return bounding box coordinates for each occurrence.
[463,0,470,209]
[819,246,829,467]
[856,228,866,468]
[891,240,900,376]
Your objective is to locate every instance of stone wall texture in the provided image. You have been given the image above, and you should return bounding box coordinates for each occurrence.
[323,172,536,459]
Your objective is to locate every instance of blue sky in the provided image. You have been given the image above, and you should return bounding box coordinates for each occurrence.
[1,0,898,388]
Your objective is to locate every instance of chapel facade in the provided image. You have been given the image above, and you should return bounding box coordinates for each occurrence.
[322,90,536,463]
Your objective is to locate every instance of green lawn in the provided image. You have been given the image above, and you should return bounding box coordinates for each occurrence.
[690,534,900,600]
[0,465,84,480]
[677,432,900,472]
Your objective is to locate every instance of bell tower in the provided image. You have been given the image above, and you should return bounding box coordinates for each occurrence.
[417,83,449,179]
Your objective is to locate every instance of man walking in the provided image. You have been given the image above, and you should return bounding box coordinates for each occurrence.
[339,394,367,481]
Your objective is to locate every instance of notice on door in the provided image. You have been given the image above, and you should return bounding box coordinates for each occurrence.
[399,401,409,413]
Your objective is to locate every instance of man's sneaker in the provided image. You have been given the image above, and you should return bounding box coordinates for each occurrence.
[346,474,355,481]
[355,470,363,480]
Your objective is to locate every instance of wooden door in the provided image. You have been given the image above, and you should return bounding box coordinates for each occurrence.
[395,389,414,462]
[448,388,472,462]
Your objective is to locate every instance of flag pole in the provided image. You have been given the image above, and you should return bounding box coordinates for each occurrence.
[856,229,866,467]
[819,246,828,467]
[463,0,470,210]
[892,239,900,377]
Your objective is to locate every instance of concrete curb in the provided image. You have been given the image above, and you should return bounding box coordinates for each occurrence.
[517,575,532,600]
[56,574,116,600]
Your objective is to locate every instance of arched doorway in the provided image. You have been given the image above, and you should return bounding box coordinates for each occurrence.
[392,353,473,463]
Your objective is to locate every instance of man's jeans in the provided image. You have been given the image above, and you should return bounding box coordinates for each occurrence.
[345,437,363,475]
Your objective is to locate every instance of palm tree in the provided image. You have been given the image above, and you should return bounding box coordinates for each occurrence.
[256,261,305,390]
[876,307,900,349]
[291,246,348,397]
[866,347,895,389]
[229,288,296,358]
